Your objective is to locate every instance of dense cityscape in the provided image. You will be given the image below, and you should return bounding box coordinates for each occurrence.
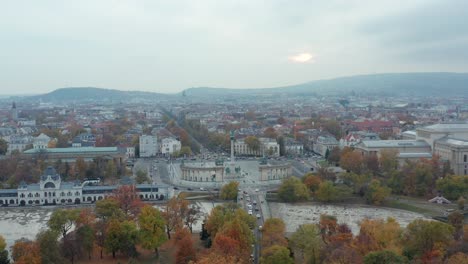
[0,88,466,263]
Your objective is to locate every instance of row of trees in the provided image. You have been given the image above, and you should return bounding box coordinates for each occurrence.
[260,218,294,264]
[4,187,203,263]
[0,154,128,188]
[321,146,467,202]
[286,213,467,264]
[198,203,255,263]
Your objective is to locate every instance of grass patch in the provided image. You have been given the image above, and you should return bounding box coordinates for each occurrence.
[384,199,434,215]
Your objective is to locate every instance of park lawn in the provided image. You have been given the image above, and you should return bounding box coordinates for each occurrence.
[383,199,436,216]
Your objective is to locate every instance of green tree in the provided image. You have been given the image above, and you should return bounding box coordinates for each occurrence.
[364,250,408,264]
[343,172,371,196]
[104,159,118,181]
[289,224,322,264]
[135,169,149,184]
[316,181,339,202]
[278,177,310,202]
[402,219,454,258]
[245,136,261,152]
[220,181,239,200]
[323,120,342,140]
[0,139,7,155]
[436,175,468,200]
[0,235,9,264]
[365,179,391,205]
[36,229,65,264]
[77,225,95,260]
[260,245,294,264]
[95,198,125,221]
[75,157,87,180]
[379,149,399,176]
[179,146,192,157]
[327,147,341,164]
[105,219,139,258]
[47,209,80,239]
[138,205,167,255]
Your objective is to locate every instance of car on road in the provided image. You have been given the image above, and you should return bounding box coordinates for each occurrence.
[255,207,259,211]
[256,214,261,219]
[199,187,205,191]
[248,210,253,215]
[258,225,262,230]
[187,188,193,191]
[173,187,179,190]
[255,188,259,192]
[253,200,257,205]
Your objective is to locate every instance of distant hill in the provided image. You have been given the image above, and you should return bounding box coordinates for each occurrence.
[13,72,468,103]
[32,87,169,103]
[183,72,468,97]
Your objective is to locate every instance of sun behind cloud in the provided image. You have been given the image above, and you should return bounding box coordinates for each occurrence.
[289,52,315,63]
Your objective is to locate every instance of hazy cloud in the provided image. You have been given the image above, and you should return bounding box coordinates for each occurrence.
[289,53,315,63]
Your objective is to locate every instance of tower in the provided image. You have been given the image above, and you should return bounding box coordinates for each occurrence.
[11,102,18,121]
[230,130,235,165]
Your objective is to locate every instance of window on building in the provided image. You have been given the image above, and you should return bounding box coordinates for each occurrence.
[464,154,467,163]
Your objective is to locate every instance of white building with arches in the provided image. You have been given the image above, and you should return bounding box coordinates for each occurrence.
[0,167,173,207]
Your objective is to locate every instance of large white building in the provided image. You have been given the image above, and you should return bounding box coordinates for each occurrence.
[33,133,52,149]
[0,167,172,207]
[416,124,468,175]
[355,123,468,175]
[139,135,158,157]
[233,137,280,157]
[161,137,182,155]
[313,135,339,156]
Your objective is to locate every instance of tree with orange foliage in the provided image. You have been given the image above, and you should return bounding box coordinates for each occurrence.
[261,218,288,249]
[340,150,364,174]
[212,234,242,257]
[11,239,41,264]
[446,252,468,264]
[195,251,242,264]
[163,196,189,239]
[76,208,96,227]
[354,218,403,256]
[263,127,278,139]
[174,228,196,264]
[325,246,363,264]
[303,173,322,193]
[111,185,144,218]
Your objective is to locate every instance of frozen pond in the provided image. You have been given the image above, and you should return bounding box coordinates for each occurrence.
[0,202,426,251]
[270,203,430,234]
[0,202,220,251]
[0,207,54,250]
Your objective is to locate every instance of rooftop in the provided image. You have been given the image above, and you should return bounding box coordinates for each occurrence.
[24,146,119,154]
[418,123,468,133]
[360,140,430,148]
[398,152,433,158]
[436,137,468,147]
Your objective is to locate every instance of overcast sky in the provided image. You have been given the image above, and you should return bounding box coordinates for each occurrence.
[1,0,467,94]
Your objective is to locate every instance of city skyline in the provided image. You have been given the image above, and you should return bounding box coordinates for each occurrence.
[1,0,468,94]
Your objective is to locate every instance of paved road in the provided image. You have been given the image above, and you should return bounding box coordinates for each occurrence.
[238,187,268,264]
